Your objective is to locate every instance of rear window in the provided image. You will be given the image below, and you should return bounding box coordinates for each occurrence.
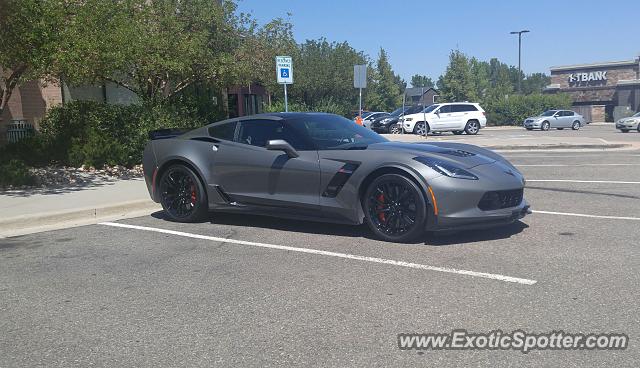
[451,104,478,112]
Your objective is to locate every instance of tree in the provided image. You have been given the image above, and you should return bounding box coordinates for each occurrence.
[0,0,64,116]
[366,48,402,111]
[522,72,551,94]
[58,0,292,104]
[279,38,367,115]
[410,74,434,88]
[437,50,478,102]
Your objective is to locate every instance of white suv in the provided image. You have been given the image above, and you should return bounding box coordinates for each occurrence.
[400,102,487,135]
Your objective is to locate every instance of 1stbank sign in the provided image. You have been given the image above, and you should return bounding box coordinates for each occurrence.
[568,71,607,85]
[276,56,293,84]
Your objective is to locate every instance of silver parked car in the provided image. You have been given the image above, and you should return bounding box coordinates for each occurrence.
[523,110,585,131]
[616,112,640,133]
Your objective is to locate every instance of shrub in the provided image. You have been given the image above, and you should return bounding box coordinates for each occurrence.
[485,93,573,126]
[0,159,36,188]
[265,97,349,117]
[33,101,204,168]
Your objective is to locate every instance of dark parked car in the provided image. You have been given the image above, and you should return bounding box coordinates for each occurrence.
[143,113,529,243]
[371,105,423,133]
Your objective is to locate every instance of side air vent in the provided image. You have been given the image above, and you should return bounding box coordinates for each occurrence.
[322,163,360,198]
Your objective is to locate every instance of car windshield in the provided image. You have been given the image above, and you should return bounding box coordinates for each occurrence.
[540,110,557,116]
[361,112,373,119]
[404,105,425,114]
[633,112,640,117]
[389,107,405,116]
[422,104,439,113]
[292,114,388,150]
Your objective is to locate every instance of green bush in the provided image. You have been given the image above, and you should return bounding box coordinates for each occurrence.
[26,101,205,168]
[0,159,36,188]
[265,96,348,117]
[485,93,573,126]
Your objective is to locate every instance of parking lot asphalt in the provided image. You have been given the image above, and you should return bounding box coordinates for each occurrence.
[2,148,639,367]
[432,124,639,144]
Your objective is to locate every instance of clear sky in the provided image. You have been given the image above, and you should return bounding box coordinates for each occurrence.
[236,0,640,83]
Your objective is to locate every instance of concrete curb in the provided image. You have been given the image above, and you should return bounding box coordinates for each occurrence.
[0,200,160,238]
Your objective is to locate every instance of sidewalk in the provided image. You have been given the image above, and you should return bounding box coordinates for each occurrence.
[0,178,158,237]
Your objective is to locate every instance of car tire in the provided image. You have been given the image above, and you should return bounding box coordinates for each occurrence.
[541,121,551,131]
[637,124,640,133]
[362,174,426,243]
[158,164,208,223]
[452,130,464,135]
[571,121,581,130]
[413,122,429,136]
[464,120,480,135]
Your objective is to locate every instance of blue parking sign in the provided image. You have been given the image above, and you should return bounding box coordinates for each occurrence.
[280,68,289,78]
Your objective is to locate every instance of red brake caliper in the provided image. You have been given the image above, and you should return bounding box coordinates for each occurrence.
[377,194,386,222]
[190,184,197,205]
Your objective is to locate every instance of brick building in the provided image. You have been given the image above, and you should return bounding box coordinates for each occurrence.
[544,57,640,122]
[0,79,267,144]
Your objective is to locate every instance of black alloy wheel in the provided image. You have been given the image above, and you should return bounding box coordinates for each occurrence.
[363,174,427,242]
[159,164,208,222]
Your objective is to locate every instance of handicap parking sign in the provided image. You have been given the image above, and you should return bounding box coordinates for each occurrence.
[276,56,293,84]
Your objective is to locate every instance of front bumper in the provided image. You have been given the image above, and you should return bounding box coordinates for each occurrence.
[523,120,541,129]
[616,121,639,130]
[426,160,530,231]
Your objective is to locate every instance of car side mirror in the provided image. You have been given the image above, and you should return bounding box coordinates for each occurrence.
[266,139,299,158]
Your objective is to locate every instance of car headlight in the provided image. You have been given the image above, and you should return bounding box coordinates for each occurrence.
[413,157,478,180]
[405,117,413,122]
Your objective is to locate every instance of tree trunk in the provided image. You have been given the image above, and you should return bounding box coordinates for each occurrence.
[0,65,28,118]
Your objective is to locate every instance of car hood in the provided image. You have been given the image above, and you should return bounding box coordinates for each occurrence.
[368,141,498,169]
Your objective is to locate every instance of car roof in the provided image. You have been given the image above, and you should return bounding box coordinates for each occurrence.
[437,102,478,105]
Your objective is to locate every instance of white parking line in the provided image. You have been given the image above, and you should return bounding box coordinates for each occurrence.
[533,210,640,221]
[518,164,640,167]
[506,155,640,158]
[99,222,537,286]
[527,179,640,184]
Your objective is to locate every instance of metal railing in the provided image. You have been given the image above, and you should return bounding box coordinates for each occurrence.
[5,119,35,143]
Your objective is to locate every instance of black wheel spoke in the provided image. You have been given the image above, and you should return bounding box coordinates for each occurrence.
[161,168,198,219]
[367,178,420,237]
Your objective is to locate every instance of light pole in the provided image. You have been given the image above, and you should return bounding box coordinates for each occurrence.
[510,30,529,93]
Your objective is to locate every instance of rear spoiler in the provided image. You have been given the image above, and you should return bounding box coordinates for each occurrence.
[148,128,191,140]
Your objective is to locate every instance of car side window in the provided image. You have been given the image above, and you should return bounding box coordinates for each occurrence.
[236,119,313,150]
[437,105,452,113]
[564,111,574,116]
[208,121,237,141]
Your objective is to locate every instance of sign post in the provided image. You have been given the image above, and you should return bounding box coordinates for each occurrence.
[276,56,293,112]
[353,65,367,119]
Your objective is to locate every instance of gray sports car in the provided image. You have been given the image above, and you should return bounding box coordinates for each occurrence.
[142,113,530,242]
